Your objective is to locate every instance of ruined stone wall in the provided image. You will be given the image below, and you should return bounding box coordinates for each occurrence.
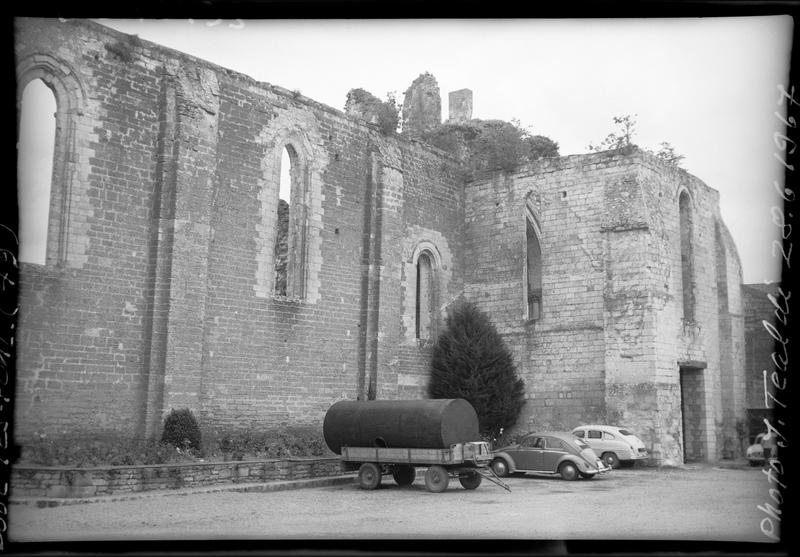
[464,150,744,464]
[14,20,746,465]
[632,153,744,462]
[463,153,640,432]
[13,18,463,439]
[15,19,164,436]
[401,73,441,139]
[715,220,746,455]
[392,142,464,399]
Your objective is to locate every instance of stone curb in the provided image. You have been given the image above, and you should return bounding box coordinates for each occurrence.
[9,474,357,508]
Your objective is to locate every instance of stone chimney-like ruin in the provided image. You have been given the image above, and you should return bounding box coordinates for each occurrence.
[401,73,441,138]
[448,89,473,123]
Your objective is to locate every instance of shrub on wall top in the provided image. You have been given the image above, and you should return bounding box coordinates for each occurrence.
[161,408,202,451]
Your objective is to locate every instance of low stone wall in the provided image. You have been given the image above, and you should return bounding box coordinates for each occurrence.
[11,457,344,498]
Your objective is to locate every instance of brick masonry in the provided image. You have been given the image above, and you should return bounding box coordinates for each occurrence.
[13,19,746,466]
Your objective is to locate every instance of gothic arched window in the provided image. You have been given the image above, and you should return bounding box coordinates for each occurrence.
[416,251,435,340]
[274,143,308,298]
[525,203,543,321]
[679,190,695,321]
[17,79,57,264]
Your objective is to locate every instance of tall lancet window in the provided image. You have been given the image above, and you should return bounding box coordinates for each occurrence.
[679,190,695,321]
[525,204,543,321]
[274,144,307,298]
[416,251,435,340]
[17,79,57,265]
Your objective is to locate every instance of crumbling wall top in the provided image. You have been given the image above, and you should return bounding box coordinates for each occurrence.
[401,72,441,139]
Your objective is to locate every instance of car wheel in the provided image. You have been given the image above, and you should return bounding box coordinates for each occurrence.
[459,471,482,490]
[358,462,382,490]
[749,460,761,467]
[424,465,450,493]
[579,472,596,480]
[491,458,510,478]
[392,465,416,486]
[559,462,579,481]
[602,452,620,469]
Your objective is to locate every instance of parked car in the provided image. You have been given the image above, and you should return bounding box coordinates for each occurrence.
[746,432,777,466]
[571,425,649,468]
[490,431,611,481]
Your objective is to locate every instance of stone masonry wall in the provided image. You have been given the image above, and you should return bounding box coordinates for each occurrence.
[14,20,746,467]
[15,19,164,436]
[463,153,638,432]
[11,457,343,498]
[13,18,463,441]
[628,152,744,463]
[463,150,743,464]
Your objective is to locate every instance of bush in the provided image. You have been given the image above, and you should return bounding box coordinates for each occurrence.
[344,88,400,135]
[17,425,331,467]
[422,119,559,174]
[161,408,202,451]
[18,432,184,468]
[203,426,333,461]
[429,300,526,440]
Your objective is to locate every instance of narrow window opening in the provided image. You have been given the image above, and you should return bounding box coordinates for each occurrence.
[679,191,695,321]
[525,211,543,321]
[416,252,433,340]
[17,79,56,265]
[274,147,293,296]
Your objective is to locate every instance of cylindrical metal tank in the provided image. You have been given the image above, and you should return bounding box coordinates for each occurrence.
[323,399,480,454]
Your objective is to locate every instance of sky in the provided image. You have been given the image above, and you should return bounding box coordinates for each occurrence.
[18,16,793,283]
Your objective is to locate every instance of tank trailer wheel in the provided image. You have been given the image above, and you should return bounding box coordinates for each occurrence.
[458,470,483,490]
[358,462,382,490]
[392,465,416,486]
[424,465,450,493]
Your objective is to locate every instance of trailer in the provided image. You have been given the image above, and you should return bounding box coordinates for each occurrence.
[323,398,509,493]
[340,440,503,492]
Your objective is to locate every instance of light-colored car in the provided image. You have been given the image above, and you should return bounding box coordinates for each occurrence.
[746,433,777,466]
[571,425,649,469]
[490,431,611,481]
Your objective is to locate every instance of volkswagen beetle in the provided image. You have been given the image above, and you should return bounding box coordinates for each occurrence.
[490,431,611,481]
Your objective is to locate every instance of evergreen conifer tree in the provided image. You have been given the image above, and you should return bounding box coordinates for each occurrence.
[429,300,526,439]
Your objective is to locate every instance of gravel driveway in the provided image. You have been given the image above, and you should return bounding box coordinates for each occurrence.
[7,464,776,542]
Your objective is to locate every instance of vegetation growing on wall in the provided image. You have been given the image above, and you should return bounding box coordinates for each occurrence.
[428,300,526,440]
[104,34,142,62]
[422,119,559,174]
[345,88,401,135]
[18,426,332,467]
[588,114,685,167]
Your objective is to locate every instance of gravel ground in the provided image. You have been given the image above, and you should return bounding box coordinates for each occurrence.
[7,464,778,542]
